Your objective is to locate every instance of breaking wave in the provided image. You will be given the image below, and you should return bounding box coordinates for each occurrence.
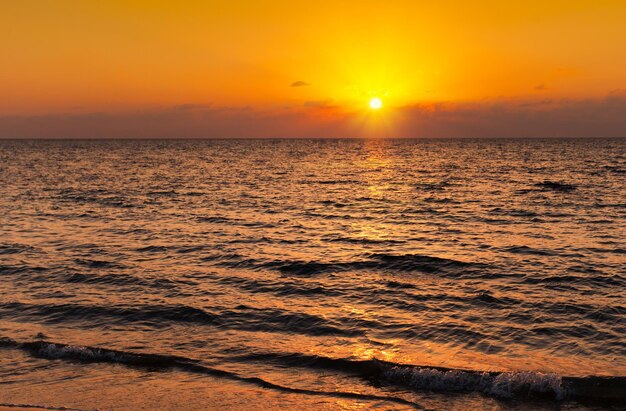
[227,351,626,402]
[0,338,422,409]
[2,337,624,404]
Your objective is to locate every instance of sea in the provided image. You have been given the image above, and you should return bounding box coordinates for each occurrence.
[0,138,624,410]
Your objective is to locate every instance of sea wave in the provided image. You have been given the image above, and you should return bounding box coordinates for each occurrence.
[0,302,360,337]
[214,252,484,277]
[2,337,624,403]
[534,181,577,192]
[0,243,37,255]
[382,365,566,400]
[226,351,626,402]
[0,338,423,409]
[0,403,84,411]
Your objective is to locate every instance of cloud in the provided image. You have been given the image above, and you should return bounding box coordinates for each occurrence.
[290,81,311,87]
[518,99,553,108]
[534,84,548,91]
[173,103,213,111]
[607,89,626,100]
[393,93,626,138]
[1,93,624,138]
[303,99,335,108]
[0,105,346,139]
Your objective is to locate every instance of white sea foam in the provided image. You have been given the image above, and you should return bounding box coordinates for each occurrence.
[38,342,122,362]
[382,365,566,399]
[0,402,85,411]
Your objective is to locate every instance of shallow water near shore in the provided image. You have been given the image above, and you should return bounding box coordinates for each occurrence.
[1,138,625,410]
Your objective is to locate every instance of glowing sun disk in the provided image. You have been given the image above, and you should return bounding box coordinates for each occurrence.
[369,97,383,110]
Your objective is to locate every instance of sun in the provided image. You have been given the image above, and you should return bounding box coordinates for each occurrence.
[369,97,383,110]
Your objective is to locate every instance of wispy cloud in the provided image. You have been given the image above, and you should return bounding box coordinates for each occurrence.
[1,93,624,138]
[173,103,213,111]
[394,93,626,138]
[607,89,626,100]
[303,99,335,108]
[291,81,311,87]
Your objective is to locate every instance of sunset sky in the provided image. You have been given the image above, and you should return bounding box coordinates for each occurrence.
[2,0,625,138]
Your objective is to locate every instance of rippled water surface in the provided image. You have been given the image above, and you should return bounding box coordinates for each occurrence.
[1,139,625,410]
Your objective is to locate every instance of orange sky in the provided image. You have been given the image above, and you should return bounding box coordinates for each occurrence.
[1,1,625,137]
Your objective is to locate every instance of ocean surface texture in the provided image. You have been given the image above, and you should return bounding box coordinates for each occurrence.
[1,138,625,411]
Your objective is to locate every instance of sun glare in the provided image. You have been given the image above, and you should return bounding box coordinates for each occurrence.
[369,97,383,110]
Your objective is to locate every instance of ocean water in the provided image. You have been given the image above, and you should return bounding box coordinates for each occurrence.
[0,138,624,411]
